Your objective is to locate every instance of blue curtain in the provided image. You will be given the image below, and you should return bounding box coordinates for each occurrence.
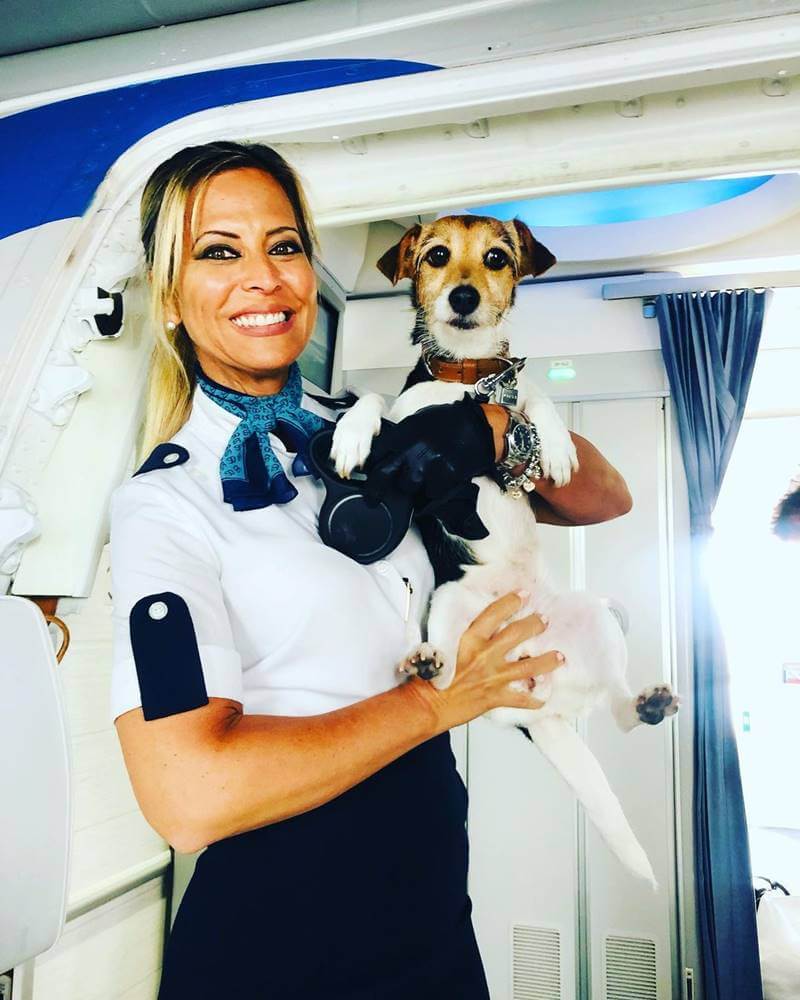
[656,289,771,1000]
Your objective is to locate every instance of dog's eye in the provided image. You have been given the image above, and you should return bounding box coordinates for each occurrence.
[424,245,450,267]
[484,248,510,270]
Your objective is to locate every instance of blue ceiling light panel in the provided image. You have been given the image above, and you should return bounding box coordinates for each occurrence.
[0,58,439,240]
[470,175,774,228]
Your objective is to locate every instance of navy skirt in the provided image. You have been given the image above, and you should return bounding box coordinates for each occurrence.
[157,733,490,999]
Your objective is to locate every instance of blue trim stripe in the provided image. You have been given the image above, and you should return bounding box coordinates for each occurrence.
[0,58,438,240]
[470,175,775,228]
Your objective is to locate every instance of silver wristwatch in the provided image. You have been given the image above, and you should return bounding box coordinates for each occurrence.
[498,411,543,498]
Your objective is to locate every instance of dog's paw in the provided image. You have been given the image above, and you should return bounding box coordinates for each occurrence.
[527,402,578,488]
[541,434,579,488]
[635,684,680,726]
[329,399,383,478]
[398,642,445,682]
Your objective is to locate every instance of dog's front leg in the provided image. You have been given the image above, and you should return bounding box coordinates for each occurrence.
[329,393,386,478]
[517,377,578,487]
[398,581,473,690]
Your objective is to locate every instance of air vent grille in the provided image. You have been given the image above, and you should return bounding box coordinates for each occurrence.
[605,934,657,999]
[512,924,561,1000]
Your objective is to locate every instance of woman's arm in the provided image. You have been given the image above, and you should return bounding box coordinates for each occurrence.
[527,432,632,525]
[116,593,562,854]
[481,404,632,526]
[115,684,437,853]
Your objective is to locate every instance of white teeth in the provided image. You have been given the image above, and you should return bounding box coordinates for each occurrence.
[231,312,287,328]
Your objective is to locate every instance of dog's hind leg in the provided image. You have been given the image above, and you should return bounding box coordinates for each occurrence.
[633,684,681,726]
[609,676,680,733]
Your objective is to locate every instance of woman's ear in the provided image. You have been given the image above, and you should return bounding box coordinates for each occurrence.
[163,293,181,330]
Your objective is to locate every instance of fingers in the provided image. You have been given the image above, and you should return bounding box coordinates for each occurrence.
[491,612,548,656]
[504,688,546,711]
[495,651,564,696]
[468,591,527,641]
[499,652,564,711]
[499,674,547,710]
[505,650,564,681]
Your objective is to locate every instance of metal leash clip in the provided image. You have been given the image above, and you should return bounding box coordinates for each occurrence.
[474,356,527,407]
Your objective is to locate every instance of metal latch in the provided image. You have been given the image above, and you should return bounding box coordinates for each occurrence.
[474,356,526,407]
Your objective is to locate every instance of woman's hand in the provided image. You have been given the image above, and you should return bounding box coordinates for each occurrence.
[410,591,564,733]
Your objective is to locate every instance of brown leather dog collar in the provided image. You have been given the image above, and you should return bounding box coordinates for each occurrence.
[425,355,510,384]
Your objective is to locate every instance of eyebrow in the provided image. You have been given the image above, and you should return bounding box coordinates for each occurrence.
[192,225,300,248]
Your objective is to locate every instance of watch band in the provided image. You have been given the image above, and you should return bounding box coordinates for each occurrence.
[498,411,543,498]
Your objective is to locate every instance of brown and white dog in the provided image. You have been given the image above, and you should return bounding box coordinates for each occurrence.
[330,215,678,887]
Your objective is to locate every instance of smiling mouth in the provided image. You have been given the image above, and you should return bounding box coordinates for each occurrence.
[231,310,293,329]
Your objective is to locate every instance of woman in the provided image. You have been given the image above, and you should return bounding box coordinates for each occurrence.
[110,140,631,999]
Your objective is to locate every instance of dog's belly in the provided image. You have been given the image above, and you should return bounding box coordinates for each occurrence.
[428,569,627,721]
[505,590,627,718]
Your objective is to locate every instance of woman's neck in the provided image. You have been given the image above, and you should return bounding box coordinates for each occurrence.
[195,358,291,397]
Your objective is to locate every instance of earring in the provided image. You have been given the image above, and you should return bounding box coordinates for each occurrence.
[166,320,177,331]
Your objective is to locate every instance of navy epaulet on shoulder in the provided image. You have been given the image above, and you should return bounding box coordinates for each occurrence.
[133,443,190,477]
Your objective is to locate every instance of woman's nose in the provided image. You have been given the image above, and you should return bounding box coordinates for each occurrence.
[241,254,282,292]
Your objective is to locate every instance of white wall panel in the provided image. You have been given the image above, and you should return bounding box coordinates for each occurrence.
[32,879,166,1000]
[316,223,369,293]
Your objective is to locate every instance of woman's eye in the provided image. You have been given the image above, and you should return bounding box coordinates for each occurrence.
[270,240,303,256]
[484,248,510,270]
[199,244,238,260]
[424,245,450,267]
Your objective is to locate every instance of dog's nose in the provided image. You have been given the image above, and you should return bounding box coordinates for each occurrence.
[448,284,480,316]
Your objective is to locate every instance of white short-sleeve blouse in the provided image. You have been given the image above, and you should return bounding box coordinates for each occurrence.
[108,385,435,725]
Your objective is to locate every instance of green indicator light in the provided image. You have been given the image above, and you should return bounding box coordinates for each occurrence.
[547,360,577,381]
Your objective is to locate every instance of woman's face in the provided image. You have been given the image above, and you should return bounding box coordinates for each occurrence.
[168,167,317,395]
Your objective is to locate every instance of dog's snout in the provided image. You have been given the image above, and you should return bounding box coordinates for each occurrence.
[448,284,480,316]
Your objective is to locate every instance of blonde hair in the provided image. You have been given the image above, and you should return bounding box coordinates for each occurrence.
[138,141,318,460]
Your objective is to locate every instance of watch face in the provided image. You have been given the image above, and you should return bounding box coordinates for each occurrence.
[511,423,533,453]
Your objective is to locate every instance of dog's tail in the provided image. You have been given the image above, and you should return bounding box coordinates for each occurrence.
[528,716,657,889]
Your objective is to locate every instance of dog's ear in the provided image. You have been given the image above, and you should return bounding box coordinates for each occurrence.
[510,219,556,277]
[376,224,422,284]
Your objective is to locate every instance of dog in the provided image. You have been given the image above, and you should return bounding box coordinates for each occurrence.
[329,215,679,887]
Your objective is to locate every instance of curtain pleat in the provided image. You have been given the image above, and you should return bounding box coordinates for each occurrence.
[656,288,771,1000]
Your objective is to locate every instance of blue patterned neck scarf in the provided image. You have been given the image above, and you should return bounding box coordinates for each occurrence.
[195,363,332,511]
